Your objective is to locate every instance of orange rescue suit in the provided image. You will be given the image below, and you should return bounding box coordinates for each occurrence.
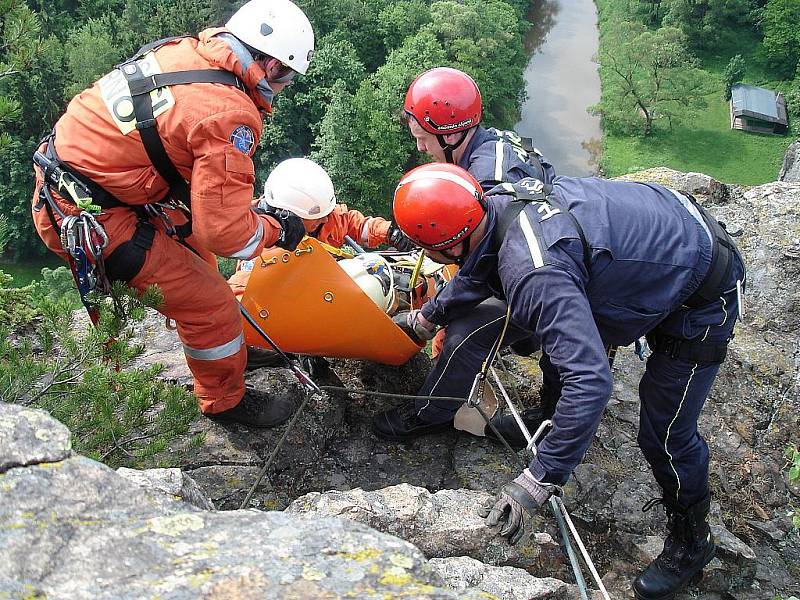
[31,30,282,414]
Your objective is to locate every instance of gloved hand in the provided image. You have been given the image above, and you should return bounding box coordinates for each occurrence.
[392,309,437,343]
[256,200,306,251]
[478,468,555,545]
[387,221,416,252]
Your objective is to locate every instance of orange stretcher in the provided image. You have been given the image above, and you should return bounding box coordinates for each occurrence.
[241,238,444,366]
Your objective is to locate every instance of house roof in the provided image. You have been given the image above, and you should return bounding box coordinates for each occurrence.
[731,83,787,125]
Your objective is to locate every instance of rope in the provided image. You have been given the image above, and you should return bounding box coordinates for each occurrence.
[239,388,317,509]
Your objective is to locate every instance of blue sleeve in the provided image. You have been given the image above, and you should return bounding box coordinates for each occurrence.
[420,274,493,326]
[536,153,557,184]
[507,266,612,485]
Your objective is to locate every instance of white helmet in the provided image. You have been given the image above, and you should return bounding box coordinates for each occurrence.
[339,254,396,313]
[226,0,315,74]
[263,158,336,219]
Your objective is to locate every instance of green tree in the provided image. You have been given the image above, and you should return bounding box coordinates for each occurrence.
[662,0,754,51]
[594,22,711,136]
[63,17,123,99]
[723,54,746,100]
[761,0,800,77]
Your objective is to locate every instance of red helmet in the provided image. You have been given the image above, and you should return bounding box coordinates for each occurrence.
[404,67,482,135]
[393,163,485,251]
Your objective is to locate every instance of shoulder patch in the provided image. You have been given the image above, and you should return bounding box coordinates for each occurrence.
[230,125,255,155]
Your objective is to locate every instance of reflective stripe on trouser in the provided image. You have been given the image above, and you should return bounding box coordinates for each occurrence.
[414,297,553,423]
[637,253,743,508]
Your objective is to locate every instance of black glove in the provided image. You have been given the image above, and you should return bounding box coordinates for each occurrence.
[478,469,554,545]
[392,309,436,344]
[387,222,416,252]
[257,202,306,251]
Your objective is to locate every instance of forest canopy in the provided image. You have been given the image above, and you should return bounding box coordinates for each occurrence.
[0,0,530,257]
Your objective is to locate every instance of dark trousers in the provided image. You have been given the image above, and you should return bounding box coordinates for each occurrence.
[638,255,744,508]
[413,297,558,421]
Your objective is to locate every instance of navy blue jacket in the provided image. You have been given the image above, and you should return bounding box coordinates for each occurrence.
[421,177,713,485]
[459,127,556,191]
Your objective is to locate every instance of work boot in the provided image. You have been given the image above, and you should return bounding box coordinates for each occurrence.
[633,493,715,600]
[246,345,293,370]
[206,388,294,428]
[484,406,548,449]
[372,401,453,441]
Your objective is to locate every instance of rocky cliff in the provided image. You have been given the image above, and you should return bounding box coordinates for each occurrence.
[2,168,798,599]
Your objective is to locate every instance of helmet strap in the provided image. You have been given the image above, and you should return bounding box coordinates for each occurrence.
[435,127,474,164]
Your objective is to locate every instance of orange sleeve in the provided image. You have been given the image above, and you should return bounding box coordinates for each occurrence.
[187,108,280,258]
[316,204,391,248]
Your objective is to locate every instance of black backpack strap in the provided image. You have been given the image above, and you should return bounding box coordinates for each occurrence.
[120,64,246,210]
[122,36,186,64]
[488,179,592,273]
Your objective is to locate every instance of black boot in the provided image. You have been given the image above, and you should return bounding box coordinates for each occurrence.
[484,406,548,449]
[372,401,453,441]
[633,493,715,600]
[206,388,294,428]
[246,346,294,370]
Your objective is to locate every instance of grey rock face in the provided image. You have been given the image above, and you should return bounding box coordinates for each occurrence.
[779,140,800,182]
[0,403,71,473]
[287,483,565,575]
[116,467,216,511]
[428,556,570,599]
[0,406,485,600]
[616,167,730,203]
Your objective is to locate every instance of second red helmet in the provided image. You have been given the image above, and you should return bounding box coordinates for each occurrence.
[404,67,482,135]
[393,163,485,251]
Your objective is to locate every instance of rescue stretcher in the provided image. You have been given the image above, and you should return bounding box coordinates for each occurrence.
[240,238,457,366]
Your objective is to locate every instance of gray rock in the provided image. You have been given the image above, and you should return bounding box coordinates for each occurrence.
[116,467,216,511]
[779,140,800,182]
[428,555,570,599]
[286,483,564,575]
[126,309,192,387]
[0,432,484,599]
[0,402,71,473]
[616,167,730,203]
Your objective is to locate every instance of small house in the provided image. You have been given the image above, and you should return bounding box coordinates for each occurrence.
[730,83,788,135]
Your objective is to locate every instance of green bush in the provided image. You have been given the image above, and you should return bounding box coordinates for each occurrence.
[1,280,200,468]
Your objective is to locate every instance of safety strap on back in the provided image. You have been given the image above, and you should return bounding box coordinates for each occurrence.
[120,65,245,209]
[489,180,592,273]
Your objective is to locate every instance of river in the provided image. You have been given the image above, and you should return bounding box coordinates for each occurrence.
[515,0,603,176]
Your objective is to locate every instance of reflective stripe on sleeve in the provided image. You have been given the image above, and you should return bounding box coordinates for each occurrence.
[494,141,506,182]
[518,212,545,268]
[230,218,264,260]
[183,332,244,361]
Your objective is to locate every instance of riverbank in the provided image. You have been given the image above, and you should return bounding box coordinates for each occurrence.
[0,257,60,287]
[595,0,796,184]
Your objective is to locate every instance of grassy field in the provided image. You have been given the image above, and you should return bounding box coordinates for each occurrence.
[595,0,797,184]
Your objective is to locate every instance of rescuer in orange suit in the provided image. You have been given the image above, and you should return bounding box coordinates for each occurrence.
[30,0,315,428]
[226,158,414,367]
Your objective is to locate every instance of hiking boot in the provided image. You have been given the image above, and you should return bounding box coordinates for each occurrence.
[484,406,548,450]
[206,388,294,428]
[633,493,715,600]
[372,401,453,441]
[246,346,293,370]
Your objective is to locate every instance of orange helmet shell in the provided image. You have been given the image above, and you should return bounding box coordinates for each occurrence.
[404,67,482,135]
[393,163,485,251]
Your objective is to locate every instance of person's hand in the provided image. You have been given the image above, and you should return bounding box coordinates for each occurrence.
[387,222,415,252]
[477,469,555,544]
[392,309,436,343]
[256,200,306,251]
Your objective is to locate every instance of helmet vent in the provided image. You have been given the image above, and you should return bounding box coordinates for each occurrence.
[260,23,273,36]
[288,54,294,60]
